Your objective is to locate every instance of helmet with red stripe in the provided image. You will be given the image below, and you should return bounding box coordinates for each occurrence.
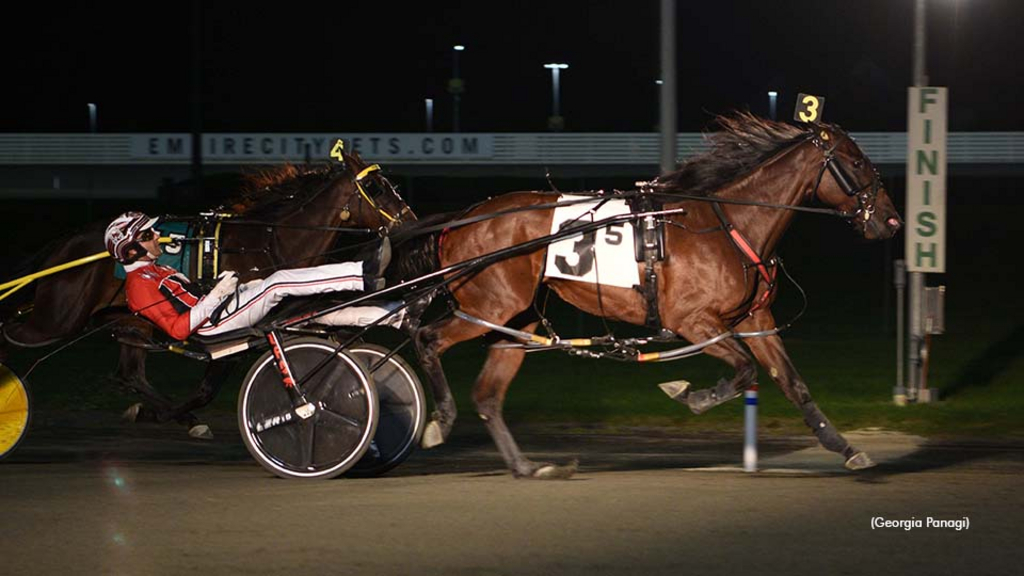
[105,212,158,264]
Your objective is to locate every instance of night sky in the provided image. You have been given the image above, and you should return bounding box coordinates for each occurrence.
[5,1,1022,134]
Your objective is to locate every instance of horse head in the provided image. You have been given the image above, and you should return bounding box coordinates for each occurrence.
[335,151,416,233]
[807,125,903,241]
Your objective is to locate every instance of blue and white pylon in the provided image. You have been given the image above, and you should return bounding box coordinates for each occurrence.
[744,384,758,472]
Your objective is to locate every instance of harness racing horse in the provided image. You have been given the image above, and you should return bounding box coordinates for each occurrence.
[1,151,414,431]
[409,113,903,478]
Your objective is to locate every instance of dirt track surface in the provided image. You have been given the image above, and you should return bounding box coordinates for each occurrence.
[3,411,1023,576]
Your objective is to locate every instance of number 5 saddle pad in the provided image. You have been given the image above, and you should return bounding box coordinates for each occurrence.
[543,195,640,289]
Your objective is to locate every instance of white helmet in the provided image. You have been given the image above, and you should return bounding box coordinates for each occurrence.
[105,212,159,264]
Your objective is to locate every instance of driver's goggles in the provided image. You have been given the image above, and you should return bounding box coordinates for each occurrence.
[136,228,158,242]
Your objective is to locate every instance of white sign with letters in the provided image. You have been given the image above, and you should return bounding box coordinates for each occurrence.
[131,133,494,162]
[544,195,640,289]
[906,87,947,273]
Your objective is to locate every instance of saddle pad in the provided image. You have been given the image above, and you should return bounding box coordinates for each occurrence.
[543,195,640,289]
[114,221,192,280]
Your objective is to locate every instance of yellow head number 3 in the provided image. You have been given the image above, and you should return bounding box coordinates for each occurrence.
[794,93,825,123]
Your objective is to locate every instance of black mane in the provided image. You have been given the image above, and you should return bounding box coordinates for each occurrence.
[657,111,812,196]
[226,163,350,219]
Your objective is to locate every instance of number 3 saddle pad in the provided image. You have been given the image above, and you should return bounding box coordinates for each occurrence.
[543,195,640,289]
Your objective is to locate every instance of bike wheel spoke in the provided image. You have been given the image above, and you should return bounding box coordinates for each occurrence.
[317,407,362,431]
[299,420,315,470]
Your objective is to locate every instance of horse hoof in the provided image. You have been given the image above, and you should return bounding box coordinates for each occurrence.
[531,459,578,480]
[658,380,690,402]
[188,424,214,440]
[845,451,876,471]
[121,403,143,423]
[686,390,716,415]
[421,421,445,449]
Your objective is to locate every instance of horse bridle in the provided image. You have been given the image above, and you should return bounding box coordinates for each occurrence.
[350,163,413,231]
[810,129,882,223]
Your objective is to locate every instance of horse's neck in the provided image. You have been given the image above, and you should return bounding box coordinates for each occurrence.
[275,182,349,263]
[714,144,819,256]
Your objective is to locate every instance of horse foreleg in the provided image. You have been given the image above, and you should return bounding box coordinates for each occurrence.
[474,323,577,479]
[738,311,875,470]
[665,318,758,414]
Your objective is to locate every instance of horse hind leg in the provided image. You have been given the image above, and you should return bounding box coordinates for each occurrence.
[158,359,238,439]
[413,318,468,449]
[474,323,576,479]
[114,344,199,428]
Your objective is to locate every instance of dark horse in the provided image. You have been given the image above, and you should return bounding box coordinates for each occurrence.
[408,113,902,478]
[1,151,414,431]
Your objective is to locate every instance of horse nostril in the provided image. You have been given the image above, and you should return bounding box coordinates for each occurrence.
[887,217,901,229]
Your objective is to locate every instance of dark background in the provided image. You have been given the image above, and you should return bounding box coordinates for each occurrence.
[4,1,1022,133]
[2,1,1022,411]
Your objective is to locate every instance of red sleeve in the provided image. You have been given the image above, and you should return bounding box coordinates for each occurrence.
[126,274,196,340]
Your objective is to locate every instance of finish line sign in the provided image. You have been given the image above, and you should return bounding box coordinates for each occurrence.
[906,87,947,273]
[132,133,494,162]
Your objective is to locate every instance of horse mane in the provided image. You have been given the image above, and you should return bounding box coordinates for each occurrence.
[657,111,813,196]
[222,163,349,218]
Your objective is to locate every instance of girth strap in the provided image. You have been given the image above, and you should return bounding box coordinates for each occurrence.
[628,193,667,333]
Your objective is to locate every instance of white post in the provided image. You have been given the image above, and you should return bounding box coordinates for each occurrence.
[744,385,758,472]
[425,98,434,132]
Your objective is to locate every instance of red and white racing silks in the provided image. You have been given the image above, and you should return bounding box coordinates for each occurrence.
[125,261,207,340]
[124,261,375,340]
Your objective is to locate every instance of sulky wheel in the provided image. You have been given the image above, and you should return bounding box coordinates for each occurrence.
[346,344,426,477]
[0,364,31,461]
[238,337,378,479]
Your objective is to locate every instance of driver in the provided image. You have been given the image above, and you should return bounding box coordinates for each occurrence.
[104,211,404,340]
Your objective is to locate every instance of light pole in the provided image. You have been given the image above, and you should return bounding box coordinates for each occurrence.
[544,63,568,131]
[425,98,434,132]
[449,45,465,132]
[659,0,676,175]
[87,103,97,133]
[767,91,778,121]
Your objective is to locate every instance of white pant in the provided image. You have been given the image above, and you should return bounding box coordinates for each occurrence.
[196,262,394,336]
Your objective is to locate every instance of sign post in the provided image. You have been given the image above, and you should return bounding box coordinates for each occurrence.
[905,86,947,403]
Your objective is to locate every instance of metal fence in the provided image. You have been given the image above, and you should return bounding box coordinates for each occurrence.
[1,132,1022,166]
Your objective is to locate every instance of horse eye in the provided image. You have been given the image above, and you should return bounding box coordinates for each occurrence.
[853,160,864,169]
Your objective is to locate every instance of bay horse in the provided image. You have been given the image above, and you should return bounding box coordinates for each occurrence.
[408,113,902,478]
[0,151,414,431]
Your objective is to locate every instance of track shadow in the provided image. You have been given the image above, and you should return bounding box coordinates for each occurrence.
[941,322,1024,397]
[853,439,1024,483]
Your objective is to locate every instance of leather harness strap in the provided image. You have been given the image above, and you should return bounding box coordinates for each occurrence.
[712,202,778,315]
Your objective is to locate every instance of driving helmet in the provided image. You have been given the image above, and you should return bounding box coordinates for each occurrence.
[104,211,158,264]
